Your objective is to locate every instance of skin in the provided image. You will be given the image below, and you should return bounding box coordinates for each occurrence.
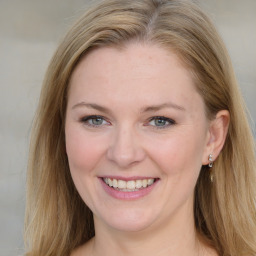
[65,42,229,256]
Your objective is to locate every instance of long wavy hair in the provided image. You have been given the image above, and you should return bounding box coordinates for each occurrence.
[25,0,256,255]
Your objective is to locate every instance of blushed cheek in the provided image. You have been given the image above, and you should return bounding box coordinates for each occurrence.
[66,130,109,178]
[151,134,203,178]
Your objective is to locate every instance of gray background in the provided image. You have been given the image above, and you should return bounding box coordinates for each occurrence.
[0,0,255,255]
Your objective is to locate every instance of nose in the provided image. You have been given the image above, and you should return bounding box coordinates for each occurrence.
[107,126,146,168]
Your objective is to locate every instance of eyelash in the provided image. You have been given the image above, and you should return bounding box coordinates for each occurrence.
[80,115,110,128]
[80,115,176,129]
[147,116,176,129]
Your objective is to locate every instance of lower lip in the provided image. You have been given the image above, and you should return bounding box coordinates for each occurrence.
[99,178,159,200]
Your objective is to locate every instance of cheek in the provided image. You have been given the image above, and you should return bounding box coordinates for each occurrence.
[65,126,108,209]
[146,129,206,177]
[65,127,105,175]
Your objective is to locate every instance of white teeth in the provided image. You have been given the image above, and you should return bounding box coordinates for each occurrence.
[113,179,118,188]
[108,178,113,187]
[117,180,126,189]
[103,178,155,190]
[142,179,147,188]
[148,179,154,185]
[135,180,142,188]
[127,180,136,190]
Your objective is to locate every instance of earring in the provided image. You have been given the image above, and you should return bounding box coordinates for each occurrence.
[208,154,214,182]
[208,154,213,168]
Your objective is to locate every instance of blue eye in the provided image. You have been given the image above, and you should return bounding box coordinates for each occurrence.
[148,116,175,128]
[81,115,109,127]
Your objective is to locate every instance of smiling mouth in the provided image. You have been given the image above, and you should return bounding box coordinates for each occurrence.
[102,178,157,192]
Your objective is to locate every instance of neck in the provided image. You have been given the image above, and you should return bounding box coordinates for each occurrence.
[91,208,204,256]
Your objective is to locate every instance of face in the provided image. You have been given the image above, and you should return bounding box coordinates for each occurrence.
[65,43,211,233]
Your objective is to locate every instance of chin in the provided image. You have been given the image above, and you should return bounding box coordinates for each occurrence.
[95,207,159,233]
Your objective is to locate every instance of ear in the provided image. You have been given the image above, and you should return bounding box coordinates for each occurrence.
[202,110,230,165]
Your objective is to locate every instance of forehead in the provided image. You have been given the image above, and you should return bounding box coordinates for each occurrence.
[72,43,187,79]
[68,42,204,114]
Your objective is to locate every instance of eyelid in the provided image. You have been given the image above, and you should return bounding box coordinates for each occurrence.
[79,115,175,129]
[80,115,111,127]
[147,116,176,128]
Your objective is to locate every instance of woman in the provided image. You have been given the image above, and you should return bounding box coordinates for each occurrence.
[24,0,256,255]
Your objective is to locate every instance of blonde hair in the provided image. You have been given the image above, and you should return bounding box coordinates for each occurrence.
[25,0,256,255]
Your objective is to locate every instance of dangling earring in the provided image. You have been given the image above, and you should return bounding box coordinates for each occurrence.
[208,154,213,168]
[208,154,214,182]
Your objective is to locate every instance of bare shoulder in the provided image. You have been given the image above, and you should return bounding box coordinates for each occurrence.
[70,239,94,256]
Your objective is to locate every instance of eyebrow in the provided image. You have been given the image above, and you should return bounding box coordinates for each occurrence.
[141,103,185,112]
[72,102,112,114]
[72,101,185,113]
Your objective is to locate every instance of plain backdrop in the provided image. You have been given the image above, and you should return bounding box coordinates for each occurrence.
[0,0,255,255]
